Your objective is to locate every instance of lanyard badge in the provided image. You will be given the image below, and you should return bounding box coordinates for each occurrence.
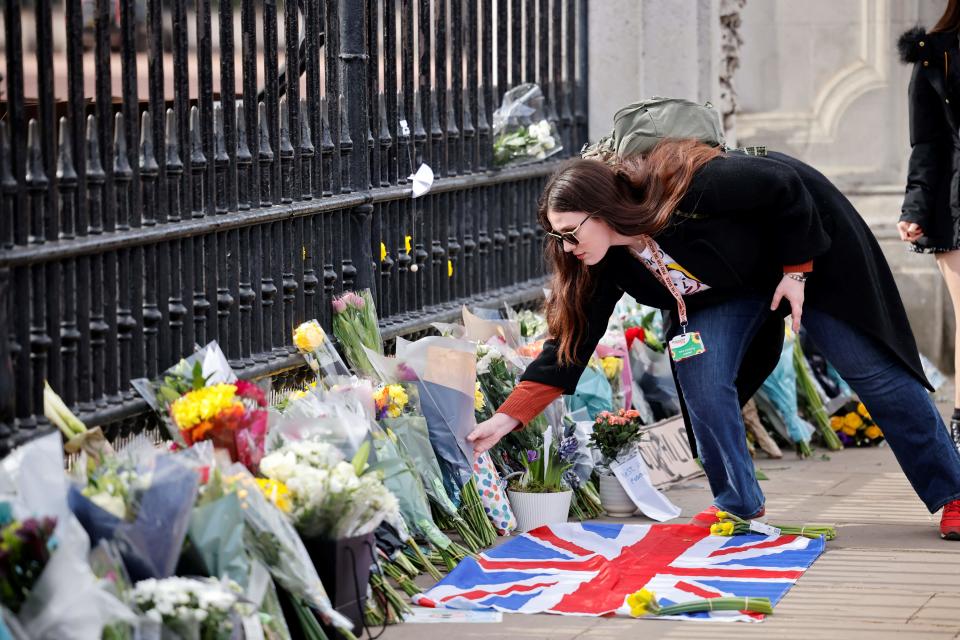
[637,237,708,363]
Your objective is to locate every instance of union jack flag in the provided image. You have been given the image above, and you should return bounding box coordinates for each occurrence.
[413,522,825,622]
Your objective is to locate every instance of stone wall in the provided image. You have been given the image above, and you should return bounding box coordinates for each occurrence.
[588,0,955,371]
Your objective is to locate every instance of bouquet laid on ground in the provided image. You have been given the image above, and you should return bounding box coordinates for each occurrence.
[259,438,397,541]
[0,515,58,614]
[625,587,773,618]
[492,83,562,167]
[831,401,884,447]
[588,409,645,470]
[68,451,200,582]
[132,341,268,471]
[708,510,837,541]
[293,319,351,385]
[213,465,352,632]
[168,379,269,471]
[331,289,383,378]
[0,433,136,639]
[132,576,246,639]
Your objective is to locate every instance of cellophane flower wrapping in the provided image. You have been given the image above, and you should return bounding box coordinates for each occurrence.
[491,83,563,167]
[67,448,200,583]
[395,336,479,499]
[266,381,374,459]
[215,464,352,631]
[0,433,136,639]
[259,437,399,541]
[331,289,384,378]
[292,319,351,386]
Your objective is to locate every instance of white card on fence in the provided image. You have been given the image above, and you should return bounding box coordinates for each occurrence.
[610,452,682,522]
[409,163,434,198]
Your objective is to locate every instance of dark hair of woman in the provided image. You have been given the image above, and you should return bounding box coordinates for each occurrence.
[932,0,960,33]
[537,139,723,365]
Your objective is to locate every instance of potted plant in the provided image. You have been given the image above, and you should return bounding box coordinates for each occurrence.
[588,409,645,517]
[506,427,577,532]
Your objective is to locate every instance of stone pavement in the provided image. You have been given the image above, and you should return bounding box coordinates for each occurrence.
[382,390,960,639]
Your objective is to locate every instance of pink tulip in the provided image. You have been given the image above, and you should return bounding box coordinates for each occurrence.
[332,297,348,313]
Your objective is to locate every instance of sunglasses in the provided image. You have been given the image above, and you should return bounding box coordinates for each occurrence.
[545,214,595,247]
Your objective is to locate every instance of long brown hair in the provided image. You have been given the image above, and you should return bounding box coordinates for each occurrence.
[539,138,723,365]
[933,0,960,33]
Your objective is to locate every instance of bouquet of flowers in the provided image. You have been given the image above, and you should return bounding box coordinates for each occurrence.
[168,379,269,472]
[331,289,383,378]
[68,452,200,582]
[830,401,884,447]
[0,515,58,614]
[0,433,137,639]
[588,409,645,469]
[132,576,244,639]
[213,465,352,633]
[293,319,351,385]
[259,438,398,540]
[492,83,562,167]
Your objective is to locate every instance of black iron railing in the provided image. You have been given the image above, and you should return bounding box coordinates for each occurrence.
[0,0,589,451]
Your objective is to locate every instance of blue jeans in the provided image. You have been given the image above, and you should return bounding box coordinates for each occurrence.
[671,296,960,517]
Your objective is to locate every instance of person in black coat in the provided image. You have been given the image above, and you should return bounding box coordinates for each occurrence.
[468,139,960,540]
[898,3,960,451]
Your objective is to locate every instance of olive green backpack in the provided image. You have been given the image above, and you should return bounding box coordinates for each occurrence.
[581,97,764,162]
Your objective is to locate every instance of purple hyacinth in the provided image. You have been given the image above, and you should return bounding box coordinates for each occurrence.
[526,449,539,463]
[558,436,578,461]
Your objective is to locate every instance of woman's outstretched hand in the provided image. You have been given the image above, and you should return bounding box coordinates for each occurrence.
[770,274,806,333]
[468,413,520,459]
[897,221,924,243]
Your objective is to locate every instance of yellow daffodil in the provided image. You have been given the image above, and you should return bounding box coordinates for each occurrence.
[293,321,326,352]
[169,384,240,430]
[600,356,622,381]
[255,478,292,513]
[843,412,863,430]
[626,589,659,617]
[830,416,844,432]
[404,235,412,254]
[864,425,882,439]
[475,382,486,412]
[448,260,454,277]
[857,402,870,418]
[710,522,735,536]
[380,242,388,262]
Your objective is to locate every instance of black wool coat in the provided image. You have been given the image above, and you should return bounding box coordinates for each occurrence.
[521,151,930,443]
[898,26,960,252]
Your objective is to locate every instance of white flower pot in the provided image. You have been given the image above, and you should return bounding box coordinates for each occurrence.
[598,473,637,518]
[507,489,573,532]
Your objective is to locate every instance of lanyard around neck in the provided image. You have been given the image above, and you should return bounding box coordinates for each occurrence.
[637,236,689,331]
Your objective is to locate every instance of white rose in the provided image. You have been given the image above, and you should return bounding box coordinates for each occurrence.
[260,450,298,482]
[527,143,543,157]
[541,136,556,150]
[90,492,127,519]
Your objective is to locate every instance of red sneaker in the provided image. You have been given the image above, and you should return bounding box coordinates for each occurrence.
[941,499,960,540]
[689,505,765,527]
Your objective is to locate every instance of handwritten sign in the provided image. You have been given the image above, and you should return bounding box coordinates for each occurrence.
[636,416,704,488]
[610,452,682,522]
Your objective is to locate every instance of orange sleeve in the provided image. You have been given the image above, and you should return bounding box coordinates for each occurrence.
[496,381,564,428]
[783,261,813,273]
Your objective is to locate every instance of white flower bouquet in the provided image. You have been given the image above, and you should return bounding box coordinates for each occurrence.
[133,576,242,639]
[492,83,563,167]
[260,439,399,540]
